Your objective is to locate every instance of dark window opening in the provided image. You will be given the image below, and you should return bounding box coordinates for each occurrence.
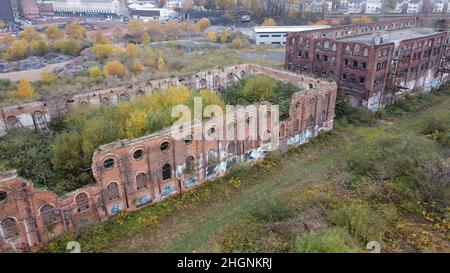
[136,173,147,190]
[76,193,89,212]
[133,149,143,160]
[160,141,170,152]
[162,164,171,180]
[0,191,7,203]
[103,158,115,169]
[1,218,18,239]
[106,183,120,201]
[184,134,193,145]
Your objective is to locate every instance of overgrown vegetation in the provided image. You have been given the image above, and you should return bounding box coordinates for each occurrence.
[39,83,450,253]
[0,86,224,194]
[222,75,301,120]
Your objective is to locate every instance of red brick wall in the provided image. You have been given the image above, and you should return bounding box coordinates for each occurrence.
[0,65,337,252]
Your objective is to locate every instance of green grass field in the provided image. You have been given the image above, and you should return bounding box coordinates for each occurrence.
[42,88,450,253]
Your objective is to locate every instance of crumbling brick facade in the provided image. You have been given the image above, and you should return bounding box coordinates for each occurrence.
[0,64,337,252]
[285,18,450,111]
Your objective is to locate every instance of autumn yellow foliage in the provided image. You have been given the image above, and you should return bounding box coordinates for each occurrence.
[103,60,126,78]
[17,79,33,99]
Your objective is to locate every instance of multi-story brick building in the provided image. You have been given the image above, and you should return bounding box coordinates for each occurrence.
[285,18,450,110]
[0,64,337,252]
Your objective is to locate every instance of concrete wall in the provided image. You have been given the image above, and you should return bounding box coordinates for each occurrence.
[0,64,337,252]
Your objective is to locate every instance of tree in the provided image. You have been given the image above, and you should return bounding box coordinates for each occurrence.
[144,47,155,66]
[208,31,217,42]
[195,18,211,31]
[103,60,126,77]
[125,43,141,59]
[40,71,56,85]
[0,20,5,29]
[51,132,85,176]
[359,16,373,24]
[92,43,113,59]
[330,19,341,26]
[0,33,15,48]
[385,0,397,12]
[127,19,144,38]
[65,22,86,40]
[7,39,28,60]
[45,25,63,42]
[181,0,195,9]
[126,110,148,138]
[231,37,248,49]
[31,39,48,56]
[133,59,144,74]
[220,28,229,43]
[157,55,166,70]
[92,28,107,44]
[17,79,33,99]
[241,75,276,102]
[141,31,150,44]
[146,20,162,38]
[164,20,180,39]
[262,18,277,26]
[54,39,81,56]
[20,27,40,42]
[89,66,103,79]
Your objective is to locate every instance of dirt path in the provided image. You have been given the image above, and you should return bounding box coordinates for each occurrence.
[0,60,73,82]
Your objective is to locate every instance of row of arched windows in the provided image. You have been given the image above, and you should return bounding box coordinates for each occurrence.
[344,44,369,57]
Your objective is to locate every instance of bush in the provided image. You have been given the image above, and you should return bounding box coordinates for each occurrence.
[216,217,265,253]
[422,116,448,135]
[251,200,295,223]
[335,96,376,126]
[325,203,394,243]
[290,227,361,253]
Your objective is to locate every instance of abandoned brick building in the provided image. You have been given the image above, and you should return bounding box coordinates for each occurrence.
[285,18,450,111]
[0,64,337,252]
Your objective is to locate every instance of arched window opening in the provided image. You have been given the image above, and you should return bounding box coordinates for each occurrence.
[76,192,89,212]
[162,164,171,180]
[105,182,120,201]
[136,173,147,190]
[185,156,196,175]
[40,204,56,226]
[1,218,19,239]
[227,142,236,157]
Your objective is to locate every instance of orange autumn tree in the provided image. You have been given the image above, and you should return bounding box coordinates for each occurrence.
[17,79,33,99]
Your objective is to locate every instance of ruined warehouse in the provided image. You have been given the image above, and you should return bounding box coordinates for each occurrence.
[0,64,337,252]
[285,18,450,111]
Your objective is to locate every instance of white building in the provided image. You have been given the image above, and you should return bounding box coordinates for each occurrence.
[388,0,406,13]
[365,0,382,14]
[43,0,125,17]
[432,0,446,13]
[128,2,177,22]
[252,25,330,45]
[347,0,364,13]
[165,0,182,9]
[407,0,423,13]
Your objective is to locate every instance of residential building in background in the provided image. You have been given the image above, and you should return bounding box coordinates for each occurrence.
[347,0,365,13]
[365,0,382,13]
[407,0,424,13]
